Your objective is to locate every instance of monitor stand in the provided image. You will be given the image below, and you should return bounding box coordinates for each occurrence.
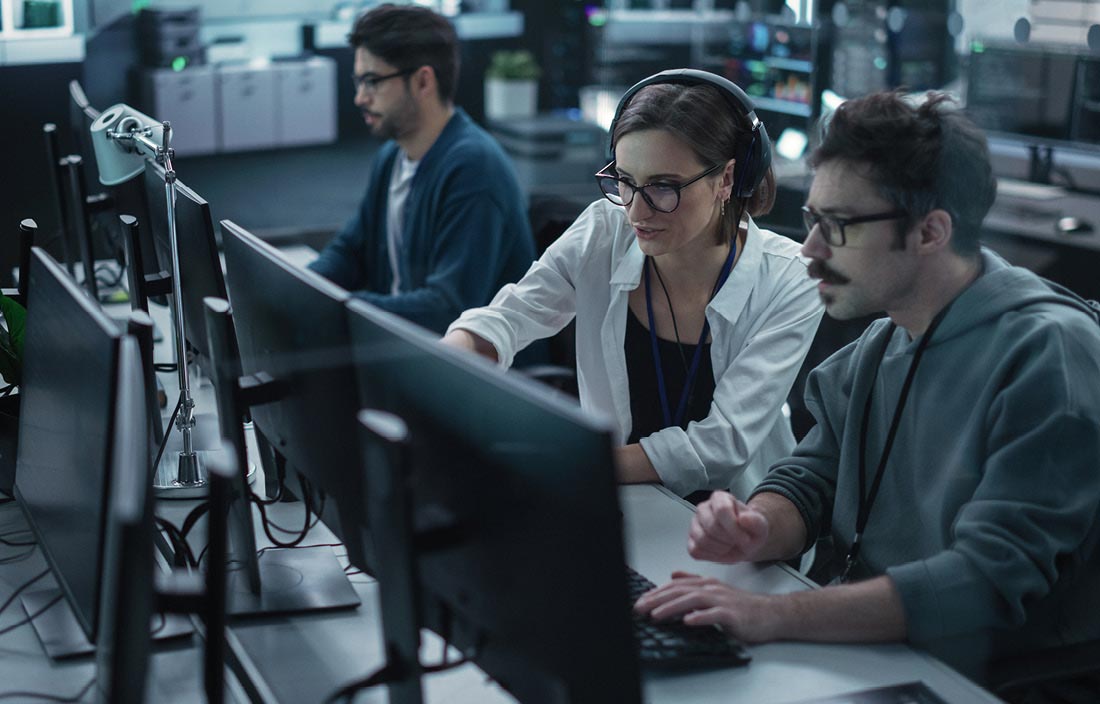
[21,588,193,660]
[226,545,360,616]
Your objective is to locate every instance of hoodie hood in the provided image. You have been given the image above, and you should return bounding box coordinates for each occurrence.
[929,248,1100,345]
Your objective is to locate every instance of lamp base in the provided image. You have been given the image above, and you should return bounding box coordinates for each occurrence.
[154,415,256,498]
[155,448,257,497]
[154,448,210,499]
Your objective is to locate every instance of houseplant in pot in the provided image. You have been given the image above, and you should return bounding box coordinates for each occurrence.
[484,50,541,121]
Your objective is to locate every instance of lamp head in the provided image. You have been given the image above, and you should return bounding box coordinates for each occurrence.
[90,104,168,186]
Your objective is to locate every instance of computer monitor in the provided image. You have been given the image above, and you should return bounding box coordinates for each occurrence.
[14,247,123,644]
[202,294,359,616]
[723,19,813,120]
[345,298,642,704]
[1073,56,1100,145]
[966,43,1080,145]
[141,161,228,377]
[69,80,102,187]
[965,43,1100,186]
[97,337,232,704]
[95,335,155,704]
[13,248,192,659]
[219,219,363,611]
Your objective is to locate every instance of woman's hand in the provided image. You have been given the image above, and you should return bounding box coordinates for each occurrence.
[440,329,498,362]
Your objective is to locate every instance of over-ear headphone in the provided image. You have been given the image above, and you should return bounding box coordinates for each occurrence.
[608,68,772,199]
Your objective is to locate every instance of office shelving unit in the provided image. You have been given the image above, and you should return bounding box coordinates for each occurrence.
[0,0,72,37]
[0,0,80,65]
[586,7,817,134]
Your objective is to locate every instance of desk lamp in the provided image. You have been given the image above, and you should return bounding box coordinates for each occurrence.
[91,104,207,496]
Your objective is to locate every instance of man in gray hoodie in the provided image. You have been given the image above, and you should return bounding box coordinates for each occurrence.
[634,91,1100,701]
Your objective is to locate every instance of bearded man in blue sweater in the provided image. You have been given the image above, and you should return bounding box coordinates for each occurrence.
[309,4,535,334]
[635,91,1100,703]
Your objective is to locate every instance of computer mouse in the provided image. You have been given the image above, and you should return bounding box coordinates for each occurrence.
[1056,216,1095,235]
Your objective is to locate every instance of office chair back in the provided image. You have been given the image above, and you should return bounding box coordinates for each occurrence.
[118,214,171,313]
[1,219,38,308]
[62,155,102,300]
[43,123,80,275]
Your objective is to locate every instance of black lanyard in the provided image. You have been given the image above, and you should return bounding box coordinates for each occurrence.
[643,241,738,430]
[838,304,952,583]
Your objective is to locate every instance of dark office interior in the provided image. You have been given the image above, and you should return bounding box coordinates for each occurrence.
[3,1,1100,294]
[1,0,1100,702]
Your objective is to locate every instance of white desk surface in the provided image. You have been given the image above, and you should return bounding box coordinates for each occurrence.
[623,485,1002,704]
[202,485,1002,704]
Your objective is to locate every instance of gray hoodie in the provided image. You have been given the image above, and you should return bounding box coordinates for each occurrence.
[755,249,1100,681]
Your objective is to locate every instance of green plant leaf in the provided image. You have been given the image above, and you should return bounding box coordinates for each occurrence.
[0,295,25,387]
[0,295,26,359]
[486,50,541,81]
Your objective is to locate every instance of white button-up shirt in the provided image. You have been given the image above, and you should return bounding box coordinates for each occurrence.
[448,199,824,498]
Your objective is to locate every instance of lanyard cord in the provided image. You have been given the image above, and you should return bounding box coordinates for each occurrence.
[650,262,690,373]
[840,303,954,583]
[643,237,739,429]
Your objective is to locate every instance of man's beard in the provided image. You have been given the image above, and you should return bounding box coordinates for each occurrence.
[367,94,419,142]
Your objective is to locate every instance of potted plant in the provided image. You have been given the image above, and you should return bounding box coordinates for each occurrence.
[484,50,541,121]
[0,293,25,496]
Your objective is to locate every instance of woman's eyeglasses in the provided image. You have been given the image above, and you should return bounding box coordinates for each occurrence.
[594,162,723,213]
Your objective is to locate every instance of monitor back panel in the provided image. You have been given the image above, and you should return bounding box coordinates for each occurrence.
[347,299,641,703]
[15,248,121,640]
[221,220,366,558]
[96,336,155,701]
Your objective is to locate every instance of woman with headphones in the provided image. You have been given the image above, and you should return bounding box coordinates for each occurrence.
[443,69,823,499]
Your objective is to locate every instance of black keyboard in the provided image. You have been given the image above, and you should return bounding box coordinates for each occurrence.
[626,566,751,670]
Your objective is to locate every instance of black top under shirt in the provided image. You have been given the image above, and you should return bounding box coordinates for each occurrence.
[625,307,716,444]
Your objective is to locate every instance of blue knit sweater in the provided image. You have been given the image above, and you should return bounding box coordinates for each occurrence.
[309,108,535,334]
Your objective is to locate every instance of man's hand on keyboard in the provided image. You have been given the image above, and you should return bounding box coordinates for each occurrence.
[632,571,777,643]
[688,491,769,564]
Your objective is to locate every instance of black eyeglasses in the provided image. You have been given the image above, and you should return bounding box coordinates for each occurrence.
[595,161,723,213]
[801,205,909,247]
[351,68,416,95]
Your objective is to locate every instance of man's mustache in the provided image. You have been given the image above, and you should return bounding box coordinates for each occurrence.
[808,259,849,285]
